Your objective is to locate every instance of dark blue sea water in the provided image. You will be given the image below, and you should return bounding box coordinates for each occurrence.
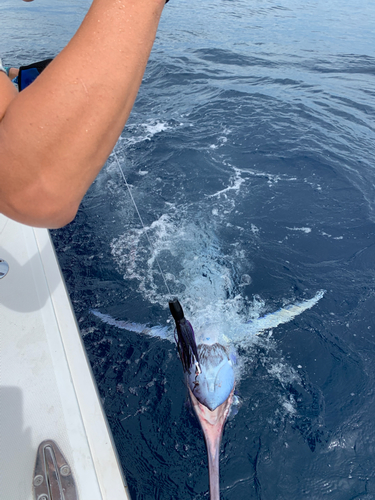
[2,0,375,498]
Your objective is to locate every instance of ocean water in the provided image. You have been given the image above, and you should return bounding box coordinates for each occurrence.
[2,0,375,498]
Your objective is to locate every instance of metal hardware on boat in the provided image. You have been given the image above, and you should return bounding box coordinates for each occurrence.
[33,440,78,500]
[60,465,71,477]
[0,259,9,279]
[33,475,44,487]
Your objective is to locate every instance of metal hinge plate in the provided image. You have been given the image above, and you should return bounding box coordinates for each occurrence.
[33,440,78,500]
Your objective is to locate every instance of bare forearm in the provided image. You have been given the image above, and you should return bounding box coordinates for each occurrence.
[0,0,165,228]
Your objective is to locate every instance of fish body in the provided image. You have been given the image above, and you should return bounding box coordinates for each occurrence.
[91,290,325,499]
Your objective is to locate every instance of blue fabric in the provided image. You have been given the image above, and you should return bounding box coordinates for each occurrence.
[19,67,40,89]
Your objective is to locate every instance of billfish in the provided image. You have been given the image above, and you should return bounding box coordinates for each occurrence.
[91,289,324,499]
[168,298,235,500]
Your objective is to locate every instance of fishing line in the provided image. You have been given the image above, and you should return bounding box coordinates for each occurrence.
[113,148,172,298]
[113,148,201,375]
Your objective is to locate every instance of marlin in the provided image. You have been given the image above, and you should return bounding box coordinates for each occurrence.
[168,298,234,500]
[92,290,324,499]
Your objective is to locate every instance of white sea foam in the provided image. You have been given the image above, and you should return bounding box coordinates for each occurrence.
[110,212,178,305]
[109,208,324,349]
[120,120,171,147]
[239,167,298,185]
[107,202,325,421]
[251,224,260,235]
[208,166,246,198]
[321,231,344,240]
[287,226,312,234]
[144,121,170,136]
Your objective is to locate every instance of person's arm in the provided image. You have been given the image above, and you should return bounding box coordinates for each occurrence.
[0,0,165,229]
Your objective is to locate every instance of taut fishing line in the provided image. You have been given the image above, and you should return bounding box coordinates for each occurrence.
[112,148,172,298]
[112,148,200,376]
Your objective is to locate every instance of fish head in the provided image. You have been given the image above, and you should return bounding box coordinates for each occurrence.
[187,343,235,411]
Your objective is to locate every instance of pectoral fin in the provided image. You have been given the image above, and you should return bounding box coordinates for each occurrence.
[232,290,325,343]
[90,309,171,340]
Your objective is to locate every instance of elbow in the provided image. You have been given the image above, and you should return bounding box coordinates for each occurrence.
[40,193,80,228]
[1,189,80,229]
[37,202,79,229]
